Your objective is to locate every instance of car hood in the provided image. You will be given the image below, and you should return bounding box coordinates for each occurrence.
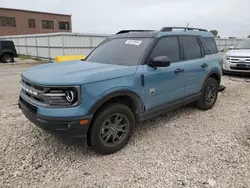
[22,60,138,86]
[226,49,250,57]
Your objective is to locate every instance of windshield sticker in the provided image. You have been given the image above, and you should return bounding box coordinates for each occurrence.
[125,40,142,46]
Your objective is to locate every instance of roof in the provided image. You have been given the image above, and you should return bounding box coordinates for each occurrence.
[157,30,214,38]
[0,40,13,42]
[0,7,71,16]
[110,31,158,39]
[113,27,214,39]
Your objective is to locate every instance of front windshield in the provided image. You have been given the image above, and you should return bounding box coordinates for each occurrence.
[86,38,152,66]
[235,39,250,49]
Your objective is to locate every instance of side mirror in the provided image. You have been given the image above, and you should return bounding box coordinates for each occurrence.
[148,56,171,67]
[229,46,235,50]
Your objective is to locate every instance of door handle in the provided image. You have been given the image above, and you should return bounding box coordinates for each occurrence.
[201,63,208,68]
[174,68,184,73]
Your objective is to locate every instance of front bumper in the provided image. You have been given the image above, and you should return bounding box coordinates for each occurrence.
[223,59,250,75]
[18,97,93,141]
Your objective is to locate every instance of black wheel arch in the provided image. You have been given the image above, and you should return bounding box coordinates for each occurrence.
[199,69,221,93]
[204,69,221,86]
[1,52,14,60]
[87,90,145,117]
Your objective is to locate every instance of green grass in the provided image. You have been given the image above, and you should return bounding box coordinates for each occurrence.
[18,54,41,61]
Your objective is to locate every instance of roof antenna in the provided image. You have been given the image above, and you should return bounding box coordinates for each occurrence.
[184,23,189,31]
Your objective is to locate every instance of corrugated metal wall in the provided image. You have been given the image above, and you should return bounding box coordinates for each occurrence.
[0,32,245,59]
[215,38,244,51]
[0,33,108,59]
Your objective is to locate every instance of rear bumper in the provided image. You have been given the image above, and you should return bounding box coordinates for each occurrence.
[18,97,93,140]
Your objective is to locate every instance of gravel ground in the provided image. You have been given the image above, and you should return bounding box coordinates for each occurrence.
[0,63,250,188]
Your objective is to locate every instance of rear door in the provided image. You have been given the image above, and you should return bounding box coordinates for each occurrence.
[179,36,210,96]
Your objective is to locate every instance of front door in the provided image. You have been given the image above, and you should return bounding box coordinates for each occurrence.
[143,37,186,111]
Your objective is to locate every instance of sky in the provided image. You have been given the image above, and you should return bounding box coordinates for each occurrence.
[1,0,250,38]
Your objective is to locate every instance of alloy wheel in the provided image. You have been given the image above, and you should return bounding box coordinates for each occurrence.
[100,113,129,146]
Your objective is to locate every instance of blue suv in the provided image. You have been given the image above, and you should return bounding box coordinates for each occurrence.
[19,27,223,154]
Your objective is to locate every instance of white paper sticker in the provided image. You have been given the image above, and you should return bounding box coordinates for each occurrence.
[125,40,142,46]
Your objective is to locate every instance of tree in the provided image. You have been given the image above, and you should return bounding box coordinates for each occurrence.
[209,30,218,37]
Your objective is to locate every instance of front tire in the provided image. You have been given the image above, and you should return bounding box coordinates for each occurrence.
[196,78,219,110]
[89,103,135,155]
[1,54,14,63]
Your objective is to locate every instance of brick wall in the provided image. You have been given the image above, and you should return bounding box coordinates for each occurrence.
[0,8,72,36]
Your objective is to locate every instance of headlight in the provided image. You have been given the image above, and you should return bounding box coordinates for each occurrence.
[225,55,230,60]
[65,89,77,103]
[43,86,81,107]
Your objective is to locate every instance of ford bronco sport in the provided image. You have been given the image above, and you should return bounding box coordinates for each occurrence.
[19,27,223,154]
[0,40,18,63]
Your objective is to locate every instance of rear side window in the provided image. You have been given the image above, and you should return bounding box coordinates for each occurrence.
[150,37,180,62]
[1,41,14,49]
[180,36,202,60]
[203,37,218,53]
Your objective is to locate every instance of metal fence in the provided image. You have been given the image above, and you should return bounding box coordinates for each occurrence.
[215,38,244,51]
[0,32,109,60]
[0,32,245,59]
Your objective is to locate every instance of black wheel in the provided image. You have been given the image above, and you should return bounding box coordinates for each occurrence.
[1,54,14,63]
[89,103,135,155]
[196,78,219,110]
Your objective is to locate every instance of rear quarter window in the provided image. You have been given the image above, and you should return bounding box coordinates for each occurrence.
[203,37,218,54]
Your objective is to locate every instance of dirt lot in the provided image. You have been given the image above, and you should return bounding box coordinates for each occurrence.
[0,63,250,188]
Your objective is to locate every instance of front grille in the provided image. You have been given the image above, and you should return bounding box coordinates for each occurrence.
[21,79,45,103]
[20,79,81,107]
[22,79,44,91]
[229,56,250,64]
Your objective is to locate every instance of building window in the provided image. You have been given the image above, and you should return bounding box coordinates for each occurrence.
[59,22,70,30]
[41,20,54,29]
[28,19,36,28]
[0,17,16,27]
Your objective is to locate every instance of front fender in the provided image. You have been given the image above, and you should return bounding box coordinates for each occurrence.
[81,73,144,116]
[87,88,144,115]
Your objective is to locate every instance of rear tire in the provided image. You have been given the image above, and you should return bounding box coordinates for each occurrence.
[89,103,135,155]
[196,78,219,110]
[1,54,14,63]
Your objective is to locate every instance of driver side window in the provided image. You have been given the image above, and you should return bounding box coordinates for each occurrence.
[150,37,180,63]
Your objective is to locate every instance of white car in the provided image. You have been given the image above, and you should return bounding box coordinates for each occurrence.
[223,39,250,75]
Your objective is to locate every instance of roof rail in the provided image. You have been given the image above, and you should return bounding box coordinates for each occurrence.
[116,30,155,34]
[160,27,208,32]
